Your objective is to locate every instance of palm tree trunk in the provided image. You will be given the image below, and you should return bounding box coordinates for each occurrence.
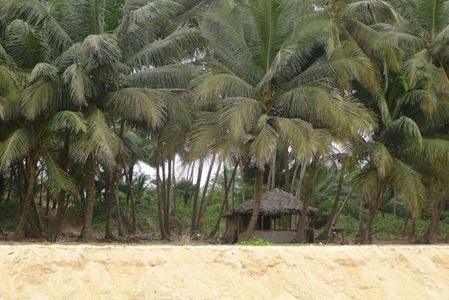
[126,165,134,205]
[317,167,346,240]
[239,161,245,204]
[283,145,290,192]
[410,219,417,238]
[161,156,167,233]
[171,155,176,214]
[123,163,137,234]
[190,159,204,234]
[240,168,265,240]
[111,171,126,237]
[270,150,276,190]
[196,155,216,230]
[422,196,445,243]
[129,176,137,235]
[290,160,299,192]
[295,160,307,198]
[203,161,222,211]
[156,159,168,240]
[332,182,357,226]
[208,163,238,239]
[188,161,195,182]
[14,153,43,239]
[48,133,71,241]
[165,158,171,235]
[295,163,317,243]
[104,182,114,239]
[364,189,383,244]
[80,156,96,241]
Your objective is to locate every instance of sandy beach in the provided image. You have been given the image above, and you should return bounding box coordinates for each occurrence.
[1,244,449,299]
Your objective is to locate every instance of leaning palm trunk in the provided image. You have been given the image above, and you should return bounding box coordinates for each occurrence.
[317,167,346,240]
[332,182,357,227]
[208,163,238,239]
[201,161,222,216]
[240,168,265,241]
[295,161,307,198]
[295,164,317,243]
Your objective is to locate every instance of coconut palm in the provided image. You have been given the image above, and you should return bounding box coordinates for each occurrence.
[347,0,449,243]
[193,0,376,241]
[0,0,202,240]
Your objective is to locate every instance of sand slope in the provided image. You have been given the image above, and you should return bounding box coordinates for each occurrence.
[1,245,449,299]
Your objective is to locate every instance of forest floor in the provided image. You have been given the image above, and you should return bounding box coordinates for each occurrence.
[1,244,449,299]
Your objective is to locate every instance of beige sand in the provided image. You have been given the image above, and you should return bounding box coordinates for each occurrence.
[1,244,449,299]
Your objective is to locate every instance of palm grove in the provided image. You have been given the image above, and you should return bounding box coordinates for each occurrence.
[0,0,449,244]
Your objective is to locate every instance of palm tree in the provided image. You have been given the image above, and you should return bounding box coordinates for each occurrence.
[193,0,375,241]
[1,0,201,241]
[345,0,449,243]
[388,0,449,242]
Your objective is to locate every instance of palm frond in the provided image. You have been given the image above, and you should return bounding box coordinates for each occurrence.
[82,33,121,67]
[28,63,58,84]
[277,83,376,136]
[193,68,258,105]
[22,79,64,120]
[48,110,87,134]
[42,149,78,197]
[127,64,198,89]
[62,63,91,106]
[105,88,166,129]
[342,0,400,24]
[389,158,425,219]
[219,97,264,139]
[367,142,393,178]
[71,108,120,166]
[383,116,423,143]
[250,114,278,168]
[0,128,32,169]
[274,117,315,156]
[127,25,202,68]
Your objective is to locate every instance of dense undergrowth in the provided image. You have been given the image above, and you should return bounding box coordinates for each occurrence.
[2,192,448,242]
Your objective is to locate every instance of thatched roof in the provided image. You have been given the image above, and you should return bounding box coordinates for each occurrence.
[224,189,318,217]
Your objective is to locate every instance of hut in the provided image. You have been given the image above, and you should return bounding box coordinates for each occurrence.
[223,189,318,243]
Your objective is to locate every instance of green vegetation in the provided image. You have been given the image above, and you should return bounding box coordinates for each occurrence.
[0,0,449,245]
[239,237,273,246]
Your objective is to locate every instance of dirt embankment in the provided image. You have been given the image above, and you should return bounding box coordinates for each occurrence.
[1,245,449,299]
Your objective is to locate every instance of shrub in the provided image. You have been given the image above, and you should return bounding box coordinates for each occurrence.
[239,237,273,246]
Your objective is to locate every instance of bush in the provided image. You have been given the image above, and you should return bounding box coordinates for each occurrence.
[239,237,273,246]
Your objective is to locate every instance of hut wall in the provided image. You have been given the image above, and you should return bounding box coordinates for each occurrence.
[251,230,296,243]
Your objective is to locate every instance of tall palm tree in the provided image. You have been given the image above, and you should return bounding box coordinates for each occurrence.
[388,0,449,242]
[0,0,201,240]
[343,0,449,243]
[193,0,375,241]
